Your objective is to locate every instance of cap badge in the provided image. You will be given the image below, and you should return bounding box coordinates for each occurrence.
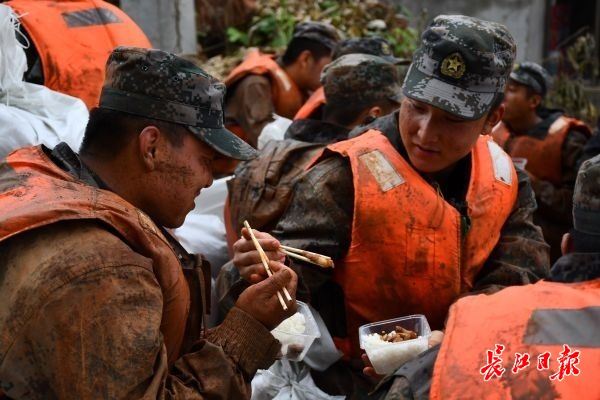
[440,52,466,79]
[380,42,392,55]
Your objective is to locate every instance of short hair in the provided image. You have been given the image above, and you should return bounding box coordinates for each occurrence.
[281,37,332,66]
[79,108,186,160]
[323,98,399,127]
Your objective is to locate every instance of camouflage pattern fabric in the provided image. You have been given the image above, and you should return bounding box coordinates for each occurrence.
[332,36,408,64]
[510,61,552,96]
[99,46,257,160]
[403,14,516,120]
[291,21,341,50]
[573,153,600,235]
[321,53,402,108]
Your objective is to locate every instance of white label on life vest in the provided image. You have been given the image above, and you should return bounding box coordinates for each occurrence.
[359,150,405,192]
[487,140,513,185]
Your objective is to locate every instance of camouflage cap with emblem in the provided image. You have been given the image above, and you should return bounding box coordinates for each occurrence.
[99,46,257,160]
[573,153,600,238]
[403,14,516,120]
[510,61,552,96]
[291,21,342,50]
[332,37,410,65]
[321,53,402,108]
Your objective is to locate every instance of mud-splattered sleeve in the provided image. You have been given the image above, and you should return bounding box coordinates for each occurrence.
[8,240,278,399]
[470,168,551,294]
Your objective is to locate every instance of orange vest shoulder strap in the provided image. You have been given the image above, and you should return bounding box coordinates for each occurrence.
[0,146,188,364]
[7,0,151,109]
[431,279,600,400]
[294,87,326,120]
[224,50,304,118]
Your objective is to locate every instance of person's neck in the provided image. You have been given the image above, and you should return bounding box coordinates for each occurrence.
[282,63,306,95]
[506,112,543,134]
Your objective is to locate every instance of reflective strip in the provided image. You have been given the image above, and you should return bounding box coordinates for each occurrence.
[359,150,404,192]
[487,140,513,185]
[62,8,123,28]
[523,307,600,347]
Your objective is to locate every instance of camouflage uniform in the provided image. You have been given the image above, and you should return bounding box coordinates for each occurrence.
[271,16,550,398]
[0,48,281,399]
[373,156,600,400]
[500,62,591,261]
[224,21,340,146]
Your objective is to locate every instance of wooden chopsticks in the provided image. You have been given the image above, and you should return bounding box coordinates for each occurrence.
[279,245,334,269]
[243,220,292,310]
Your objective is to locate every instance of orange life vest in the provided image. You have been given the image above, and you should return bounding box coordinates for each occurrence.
[0,146,188,366]
[319,130,518,359]
[294,87,325,120]
[431,279,600,400]
[6,0,151,109]
[492,117,591,186]
[224,50,305,120]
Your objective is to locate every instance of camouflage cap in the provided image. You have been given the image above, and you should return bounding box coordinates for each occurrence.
[573,154,600,236]
[321,53,402,108]
[332,37,409,65]
[403,14,516,120]
[292,21,341,50]
[99,47,257,160]
[510,61,552,96]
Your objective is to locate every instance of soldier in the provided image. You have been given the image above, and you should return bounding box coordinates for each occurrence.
[221,53,403,300]
[492,61,592,261]
[0,47,298,399]
[223,21,341,148]
[235,15,550,398]
[294,36,408,121]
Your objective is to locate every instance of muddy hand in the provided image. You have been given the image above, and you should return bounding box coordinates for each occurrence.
[232,227,286,283]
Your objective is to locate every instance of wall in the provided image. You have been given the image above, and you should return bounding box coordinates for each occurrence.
[120,0,197,54]
[397,0,547,63]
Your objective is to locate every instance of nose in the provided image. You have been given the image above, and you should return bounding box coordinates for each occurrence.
[416,114,438,144]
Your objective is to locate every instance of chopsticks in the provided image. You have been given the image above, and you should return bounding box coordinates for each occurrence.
[243,220,292,310]
[279,245,334,269]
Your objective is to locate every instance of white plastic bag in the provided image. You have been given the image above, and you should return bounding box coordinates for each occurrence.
[251,359,345,400]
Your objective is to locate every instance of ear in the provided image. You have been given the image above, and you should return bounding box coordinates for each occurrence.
[483,103,505,135]
[297,49,314,68]
[529,94,542,110]
[560,232,573,256]
[138,125,161,171]
[367,106,383,118]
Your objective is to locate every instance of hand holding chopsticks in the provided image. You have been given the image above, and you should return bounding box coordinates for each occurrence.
[243,220,293,310]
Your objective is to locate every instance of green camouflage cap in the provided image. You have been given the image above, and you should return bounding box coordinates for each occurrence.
[403,15,516,120]
[321,53,402,107]
[332,37,410,65]
[573,153,600,236]
[510,61,552,96]
[99,46,257,160]
[292,21,341,50]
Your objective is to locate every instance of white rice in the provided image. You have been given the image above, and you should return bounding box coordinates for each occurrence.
[271,312,309,359]
[363,333,428,374]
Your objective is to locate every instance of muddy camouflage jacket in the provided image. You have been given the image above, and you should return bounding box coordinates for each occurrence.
[0,144,280,399]
[273,111,551,339]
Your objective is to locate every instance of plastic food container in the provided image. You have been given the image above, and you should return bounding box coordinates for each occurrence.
[271,301,321,361]
[359,314,431,375]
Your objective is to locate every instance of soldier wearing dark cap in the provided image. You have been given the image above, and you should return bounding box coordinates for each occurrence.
[222,21,341,153]
[294,36,407,121]
[235,15,550,398]
[492,61,592,262]
[0,46,299,399]
[383,154,600,400]
[223,53,402,252]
